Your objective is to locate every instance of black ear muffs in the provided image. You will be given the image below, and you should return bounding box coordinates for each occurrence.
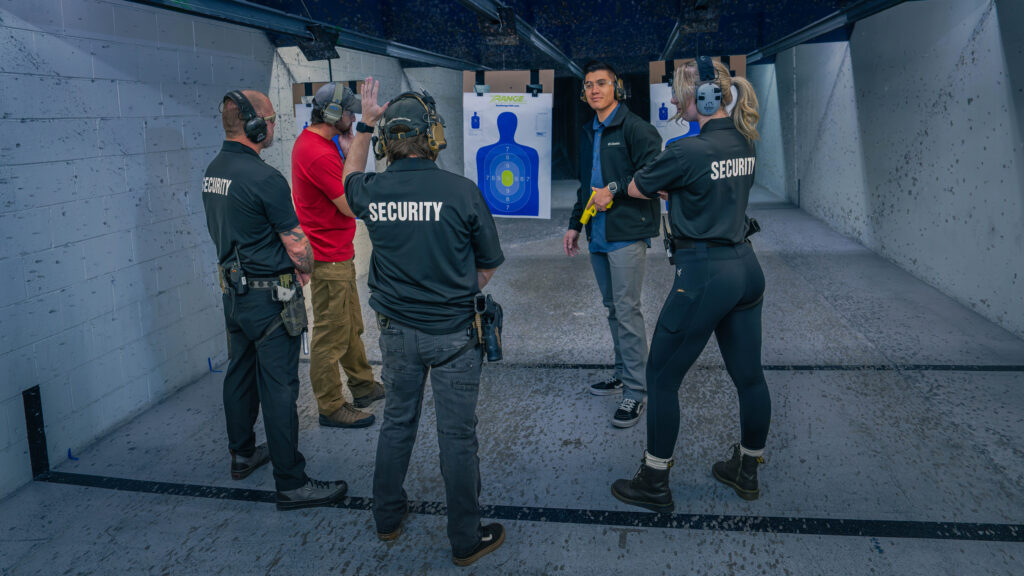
[695,56,722,116]
[579,76,627,103]
[224,90,267,144]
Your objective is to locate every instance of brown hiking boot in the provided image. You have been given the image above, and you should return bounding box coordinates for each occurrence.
[230,443,270,480]
[318,404,375,428]
[353,382,386,409]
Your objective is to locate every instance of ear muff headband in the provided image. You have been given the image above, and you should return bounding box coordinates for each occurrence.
[695,56,722,116]
[372,91,446,161]
[579,76,627,103]
[224,90,267,144]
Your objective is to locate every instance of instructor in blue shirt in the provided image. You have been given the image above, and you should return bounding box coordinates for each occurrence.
[563,61,662,428]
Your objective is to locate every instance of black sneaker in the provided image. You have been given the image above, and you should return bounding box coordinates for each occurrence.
[276,478,348,511]
[230,443,270,480]
[452,523,505,567]
[589,377,623,396]
[612,397,645,428]
[353,382,386,409]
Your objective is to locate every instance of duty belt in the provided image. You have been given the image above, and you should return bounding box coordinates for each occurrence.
[247,274,295,290]
[672,237,743,250]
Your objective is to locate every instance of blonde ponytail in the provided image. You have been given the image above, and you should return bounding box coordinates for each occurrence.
[730,76,760,143]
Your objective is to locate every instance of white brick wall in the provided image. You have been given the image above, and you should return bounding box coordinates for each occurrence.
[0,0,276,498]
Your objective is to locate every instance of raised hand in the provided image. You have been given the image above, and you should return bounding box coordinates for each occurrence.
[359,77,388,125]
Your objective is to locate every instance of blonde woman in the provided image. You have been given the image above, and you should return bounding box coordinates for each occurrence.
[611,57,770,511]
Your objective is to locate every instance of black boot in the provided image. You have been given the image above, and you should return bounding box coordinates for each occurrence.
[711,443,763,501]
[611,459,674,513]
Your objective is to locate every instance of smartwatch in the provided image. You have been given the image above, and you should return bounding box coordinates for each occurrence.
[356,121,375,134]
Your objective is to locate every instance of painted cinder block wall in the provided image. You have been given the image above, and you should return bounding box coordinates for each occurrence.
[0,0,471,500]
[0,0,276,498]
[758,0,1024,339]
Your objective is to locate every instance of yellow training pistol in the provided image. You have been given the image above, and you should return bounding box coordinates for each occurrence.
[580,187,613,225]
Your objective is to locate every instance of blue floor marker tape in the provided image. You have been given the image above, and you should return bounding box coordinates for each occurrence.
[67,449,78,461]
[208,358,223,373]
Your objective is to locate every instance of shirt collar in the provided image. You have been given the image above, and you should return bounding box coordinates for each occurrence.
[699,117,735,133]
[592,103,621,131]
[221,140,261,158]
[385,157,438,172]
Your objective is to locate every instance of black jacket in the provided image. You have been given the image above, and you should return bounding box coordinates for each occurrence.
[568,104,662,241]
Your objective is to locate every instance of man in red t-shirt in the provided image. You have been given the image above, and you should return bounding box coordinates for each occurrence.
[291,83,382,428]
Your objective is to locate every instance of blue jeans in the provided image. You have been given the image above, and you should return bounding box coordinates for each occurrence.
[372,314,484,556]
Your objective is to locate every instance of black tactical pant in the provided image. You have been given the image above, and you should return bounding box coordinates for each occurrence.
[222,290,307,492]
[646,241,771,459]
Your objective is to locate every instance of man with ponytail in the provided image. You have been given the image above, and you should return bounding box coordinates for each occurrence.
[610,57,771,510]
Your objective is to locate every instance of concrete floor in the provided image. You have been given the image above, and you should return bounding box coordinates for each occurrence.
[1,181,1023,575]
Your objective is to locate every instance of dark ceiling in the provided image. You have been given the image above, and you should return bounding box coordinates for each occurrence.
[254,0,857,75]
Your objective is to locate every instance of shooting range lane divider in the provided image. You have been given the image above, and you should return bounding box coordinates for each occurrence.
[340,360,1024,372]
[20,384,1024,543]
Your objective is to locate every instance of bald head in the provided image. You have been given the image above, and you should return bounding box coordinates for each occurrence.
[221,89,274,139]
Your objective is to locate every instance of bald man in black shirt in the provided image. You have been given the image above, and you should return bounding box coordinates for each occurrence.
[202,89,347,511]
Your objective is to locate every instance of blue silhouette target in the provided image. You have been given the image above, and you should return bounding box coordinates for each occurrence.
[476,112,540,216]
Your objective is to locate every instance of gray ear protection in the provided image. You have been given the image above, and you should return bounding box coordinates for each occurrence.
[319,86,346,125]
[224,90,267,144]
[695,56,722,116]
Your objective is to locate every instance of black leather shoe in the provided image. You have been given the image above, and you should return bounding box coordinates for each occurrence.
[276,478,347,511]
[230,443,270,480]
[452,523,505,567]
[712,443,763,501]
[611,459,674,513]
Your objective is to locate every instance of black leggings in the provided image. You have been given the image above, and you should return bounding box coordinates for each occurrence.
[646,241,771,459]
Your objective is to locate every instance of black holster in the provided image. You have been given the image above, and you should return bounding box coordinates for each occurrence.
[474,294,503,362]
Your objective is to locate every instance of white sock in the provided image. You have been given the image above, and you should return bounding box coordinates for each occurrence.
[644,451,673,470]
[740,445,764,458]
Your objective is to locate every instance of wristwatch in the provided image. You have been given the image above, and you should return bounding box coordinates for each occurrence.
[607,181,618,195]
[356,121,375,134]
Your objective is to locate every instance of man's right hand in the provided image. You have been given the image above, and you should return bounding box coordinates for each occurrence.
[359,78,388,125]
[563,229,580,257]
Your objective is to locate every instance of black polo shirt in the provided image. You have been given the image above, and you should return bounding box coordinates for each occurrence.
[202,141,298,276]
[345,158,505,335]
[633,118,756,245]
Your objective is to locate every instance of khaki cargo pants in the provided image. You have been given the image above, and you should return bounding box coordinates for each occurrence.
[309,259,375,415]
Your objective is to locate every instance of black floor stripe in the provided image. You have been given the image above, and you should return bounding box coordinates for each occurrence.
[38,472,1023,543]
[350,360,1024,373]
